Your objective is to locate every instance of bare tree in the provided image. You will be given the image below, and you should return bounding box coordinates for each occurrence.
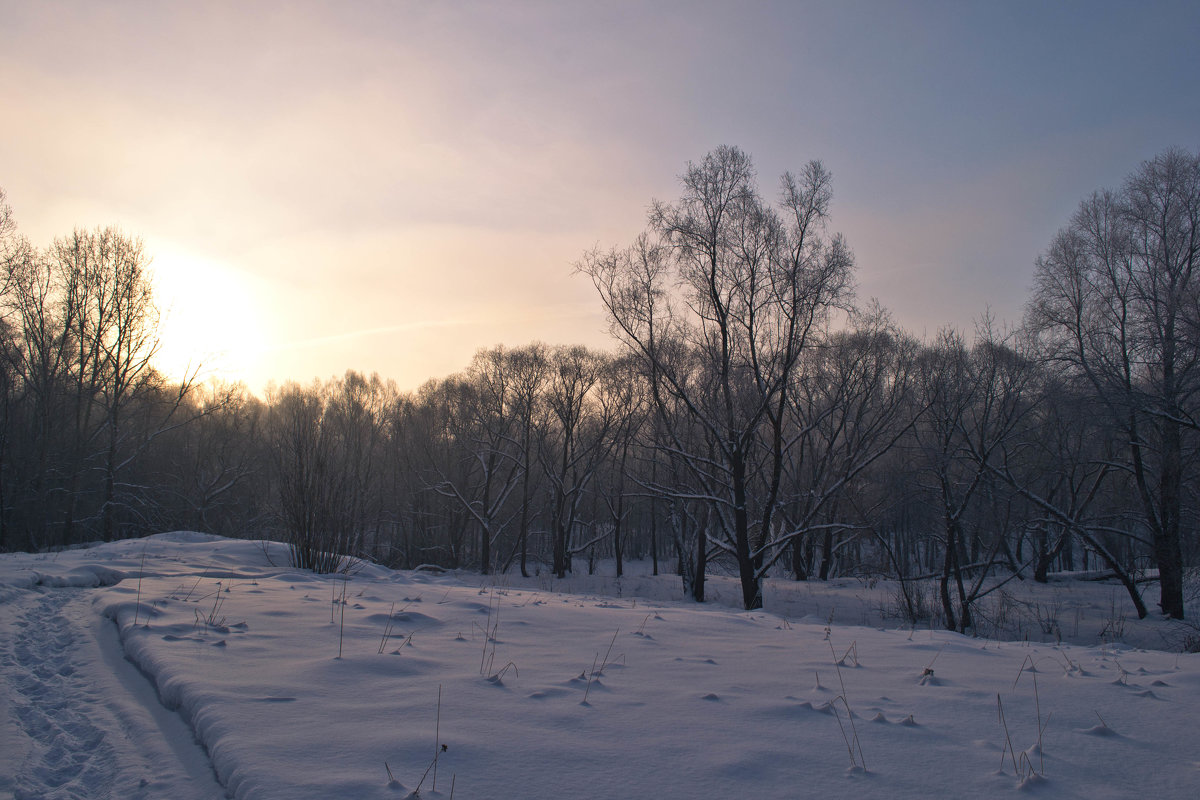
[580,146,854,608]
[784,305,922,581]
[0,196,210,548]
[0,188,25,548]
[85,230,166,540]
[382,382,460,568]
[908,325,1036,632]
[594,353,648,578]
[990,369,1151,619]
[1030,148,1200,619]
[539,345,615,578]
[506,343,549,576]
[432,348,524,574]
[268,374,391,573]
[5,243,81,546]
[162,382,268,536]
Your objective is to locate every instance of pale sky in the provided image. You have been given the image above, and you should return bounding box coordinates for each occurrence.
[2,1,1197,392]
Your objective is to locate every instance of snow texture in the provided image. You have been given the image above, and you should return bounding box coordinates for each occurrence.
[2,533,1198,799]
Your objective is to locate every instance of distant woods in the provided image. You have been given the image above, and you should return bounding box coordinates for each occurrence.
[1,145,1198,625]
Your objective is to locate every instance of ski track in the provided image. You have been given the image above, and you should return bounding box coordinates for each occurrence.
[0,586,226,800]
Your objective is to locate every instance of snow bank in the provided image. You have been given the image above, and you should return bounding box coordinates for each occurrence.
[3,535,1198,799]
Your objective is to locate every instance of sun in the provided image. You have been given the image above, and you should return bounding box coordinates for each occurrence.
[150,245,269,388]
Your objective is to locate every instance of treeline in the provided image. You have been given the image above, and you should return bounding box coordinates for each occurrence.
[1,145,1197,627]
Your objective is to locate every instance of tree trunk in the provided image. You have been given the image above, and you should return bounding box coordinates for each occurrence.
[519,438,532,578]
[1155,418,1186,618]
[792,534,810,580]
[649,496,659,576]
[818,527,835,580]
[940,538,956,632]
[731,456,761,609]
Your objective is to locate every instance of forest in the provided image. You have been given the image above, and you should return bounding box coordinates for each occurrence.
[1,145,1197,627]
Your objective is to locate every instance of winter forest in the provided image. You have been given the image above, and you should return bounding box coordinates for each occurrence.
[2,145,1199,630]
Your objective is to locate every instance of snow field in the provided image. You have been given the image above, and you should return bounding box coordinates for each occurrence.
[2,534,1199,799]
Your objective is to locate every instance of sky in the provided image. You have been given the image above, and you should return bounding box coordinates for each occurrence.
[1,0,1198,393]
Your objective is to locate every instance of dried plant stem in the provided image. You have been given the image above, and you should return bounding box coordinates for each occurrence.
[491,661,518,681]
[378,602,396,654]
[413,685,445,795]
[1033,673,1049,775]
[997,693,1018,774]
[827,639,866,770]
[337,578,347,659]
[479,589,499,675]
[1013,654,1036,688]
[134,548,147,625]
[599,629,619,673]
[433,684,442,791]
[183,575,203,602]
[582,653,599,705]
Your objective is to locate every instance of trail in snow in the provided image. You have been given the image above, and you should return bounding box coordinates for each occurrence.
[4,590,117,799]
[0,586,226,800]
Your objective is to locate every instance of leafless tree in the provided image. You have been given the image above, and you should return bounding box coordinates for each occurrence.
[784,305,922,581]
[432,348,524,574]
[593,353,648,577]
[0,189,25,548]
[506,343,549,576]
[159,381,267,536]
[990,367,1151,618]
[539,345,616,578]
[580,146,854,608]
[268,374,392,573]
[1030,148,1200,619]
[908,325,1037,632]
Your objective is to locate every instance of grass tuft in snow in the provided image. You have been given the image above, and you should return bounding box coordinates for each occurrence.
[487,661,518,685]
[999,669,1051,784]
[379,601,397,654]
[192,580,229,629]
[827,638,867,771]
[478,589,502,676]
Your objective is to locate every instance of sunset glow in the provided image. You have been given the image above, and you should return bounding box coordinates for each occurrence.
[150,245,271,386]
[2,1,1197,392]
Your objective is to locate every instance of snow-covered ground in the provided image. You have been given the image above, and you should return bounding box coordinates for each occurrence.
[2,534,1198,799]
[460,556,1200,653]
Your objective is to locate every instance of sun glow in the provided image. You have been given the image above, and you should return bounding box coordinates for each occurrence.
[150,246,269,388]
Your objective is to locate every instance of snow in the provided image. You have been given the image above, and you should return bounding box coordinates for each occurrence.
[2,534,1198,799]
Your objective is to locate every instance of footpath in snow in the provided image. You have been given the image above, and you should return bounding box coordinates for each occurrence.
[0,564,224,799]
[1,533,1198,800]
